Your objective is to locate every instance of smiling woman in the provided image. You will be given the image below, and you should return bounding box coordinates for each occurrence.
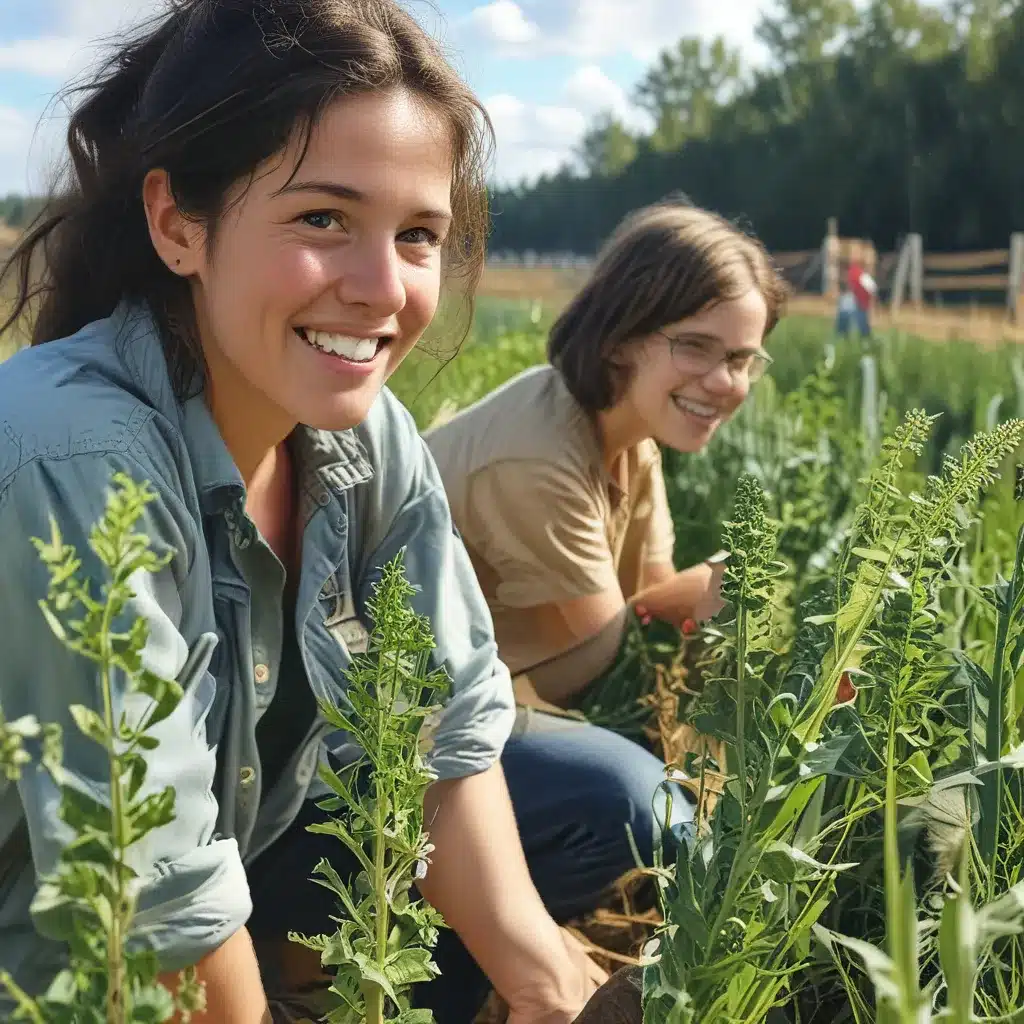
[426,198,789,720]
[0,3,604,1024]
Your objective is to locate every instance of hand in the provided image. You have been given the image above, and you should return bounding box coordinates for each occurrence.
[692,558,727,623]
[505,928,608,1024]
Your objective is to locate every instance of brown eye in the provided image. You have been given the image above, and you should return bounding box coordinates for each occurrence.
[400,227,441,246]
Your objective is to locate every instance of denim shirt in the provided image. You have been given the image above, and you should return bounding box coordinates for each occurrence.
[0,303,515,1002]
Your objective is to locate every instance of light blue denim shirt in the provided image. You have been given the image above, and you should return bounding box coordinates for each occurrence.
[0,302,515,1003]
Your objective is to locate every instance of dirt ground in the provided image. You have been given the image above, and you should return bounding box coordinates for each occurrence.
[478,266,1024,347]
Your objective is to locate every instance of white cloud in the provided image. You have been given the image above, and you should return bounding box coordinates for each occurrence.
[0,1,165,82]
[59,0,163,40]
[562,65,652,132]
[0,37,89,77]
[484,92,588,184]
[467,0,540,46]
[464,0,766,63]
[485,66,657,185]
[0,105,66,195]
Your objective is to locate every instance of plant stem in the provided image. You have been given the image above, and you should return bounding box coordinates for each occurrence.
[365,643,401,1024]
[980,523,1022,893]
[100,589,127,1024]
[882,702,905,1020]
[735,604,749,829]
[364,793,388,1024]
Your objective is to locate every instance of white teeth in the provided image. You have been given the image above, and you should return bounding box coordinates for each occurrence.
[304,330,380,362]
[674,396,718,419]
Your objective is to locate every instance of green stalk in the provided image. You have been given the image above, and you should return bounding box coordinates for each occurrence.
[100,587,127,1024]
[363,778,388,1024]
[702,582,754,964]
[731,816,859,1022]
[882,712,903,1011]
[364,640,399,1024]
[735,603,749,828]
[981,523,1023,888]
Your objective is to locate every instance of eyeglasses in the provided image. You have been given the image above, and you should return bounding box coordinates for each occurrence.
[655,332,773,384]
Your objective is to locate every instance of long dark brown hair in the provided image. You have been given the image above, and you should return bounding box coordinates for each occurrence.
[1,0,493,394]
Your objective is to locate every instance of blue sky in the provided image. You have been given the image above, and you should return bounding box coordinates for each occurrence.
[0,0,770,194]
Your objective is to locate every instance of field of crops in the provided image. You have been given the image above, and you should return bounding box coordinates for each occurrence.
[392,297,1024,1023]
[2,294,1024,1023]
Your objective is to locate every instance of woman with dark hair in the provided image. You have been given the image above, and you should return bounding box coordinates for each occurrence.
[426,199,789,794]
[0,3,610,1022]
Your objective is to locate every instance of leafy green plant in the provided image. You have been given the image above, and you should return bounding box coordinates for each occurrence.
[288,552,450,1024]
[640,475,858,1024]
[0,472,204,1023]
[636,414,1024,1024]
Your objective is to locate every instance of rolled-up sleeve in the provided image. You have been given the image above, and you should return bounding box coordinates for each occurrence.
[355,396,516,782]
[0,450,250,971]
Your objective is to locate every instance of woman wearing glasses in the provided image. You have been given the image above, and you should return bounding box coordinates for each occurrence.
[424,200,787,901]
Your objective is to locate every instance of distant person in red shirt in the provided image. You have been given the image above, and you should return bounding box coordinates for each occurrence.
[836,242,877,338]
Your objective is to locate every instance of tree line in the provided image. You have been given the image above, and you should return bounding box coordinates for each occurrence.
[0,194,43,230]
[3,3,1021,257]
[488,0,1024,256]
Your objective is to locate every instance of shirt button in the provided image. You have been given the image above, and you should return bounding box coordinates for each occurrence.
[254,663,270,685]
[240,766,256,787]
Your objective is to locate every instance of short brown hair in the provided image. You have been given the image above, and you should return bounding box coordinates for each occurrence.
[547,199,789,412]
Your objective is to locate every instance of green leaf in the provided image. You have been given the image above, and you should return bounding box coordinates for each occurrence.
[59,784,112,835]
[126,786,176,841]
[350,952,399,1004]
[393,1010,435,1024]
[852,547,894,564]
[123,751,149,802]
[760,841,856,884]
[135,670,183,730]
[813,926,901,1004]
[68,705,109,746]
[938,859,976,1022]
[383,945,440,988]
[37,601,68,644]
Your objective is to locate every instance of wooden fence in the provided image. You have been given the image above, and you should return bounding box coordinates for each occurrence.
[488,219,1024,327]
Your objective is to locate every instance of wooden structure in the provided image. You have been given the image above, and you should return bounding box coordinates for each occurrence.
[486,217,1024,329]
[888,231,1024,321]
[821,217,877,299]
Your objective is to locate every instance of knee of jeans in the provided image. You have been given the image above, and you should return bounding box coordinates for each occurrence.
[620,766,695,866]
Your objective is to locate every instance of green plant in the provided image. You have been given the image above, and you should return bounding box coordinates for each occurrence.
[639,414,1024,1023]
[0,472,204,1023]
[640,475,857,1024]
[288,552,450,1024]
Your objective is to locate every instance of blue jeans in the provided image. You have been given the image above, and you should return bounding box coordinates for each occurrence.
[836,304,870,337]
[247,708,692,1023]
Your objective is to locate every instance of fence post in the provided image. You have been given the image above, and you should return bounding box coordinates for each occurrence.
[823,217,839,297]
[908,233,924,308]
[890,236,911,315]
[1008,233,1024,323]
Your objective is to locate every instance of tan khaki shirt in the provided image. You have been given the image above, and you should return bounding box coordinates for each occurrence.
[425,364,675,696]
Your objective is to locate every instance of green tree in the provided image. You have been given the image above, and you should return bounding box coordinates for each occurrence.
[575,113,639,177]
[633,36,741,151]
[486,0,1024,257]
[755,0,859,66]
